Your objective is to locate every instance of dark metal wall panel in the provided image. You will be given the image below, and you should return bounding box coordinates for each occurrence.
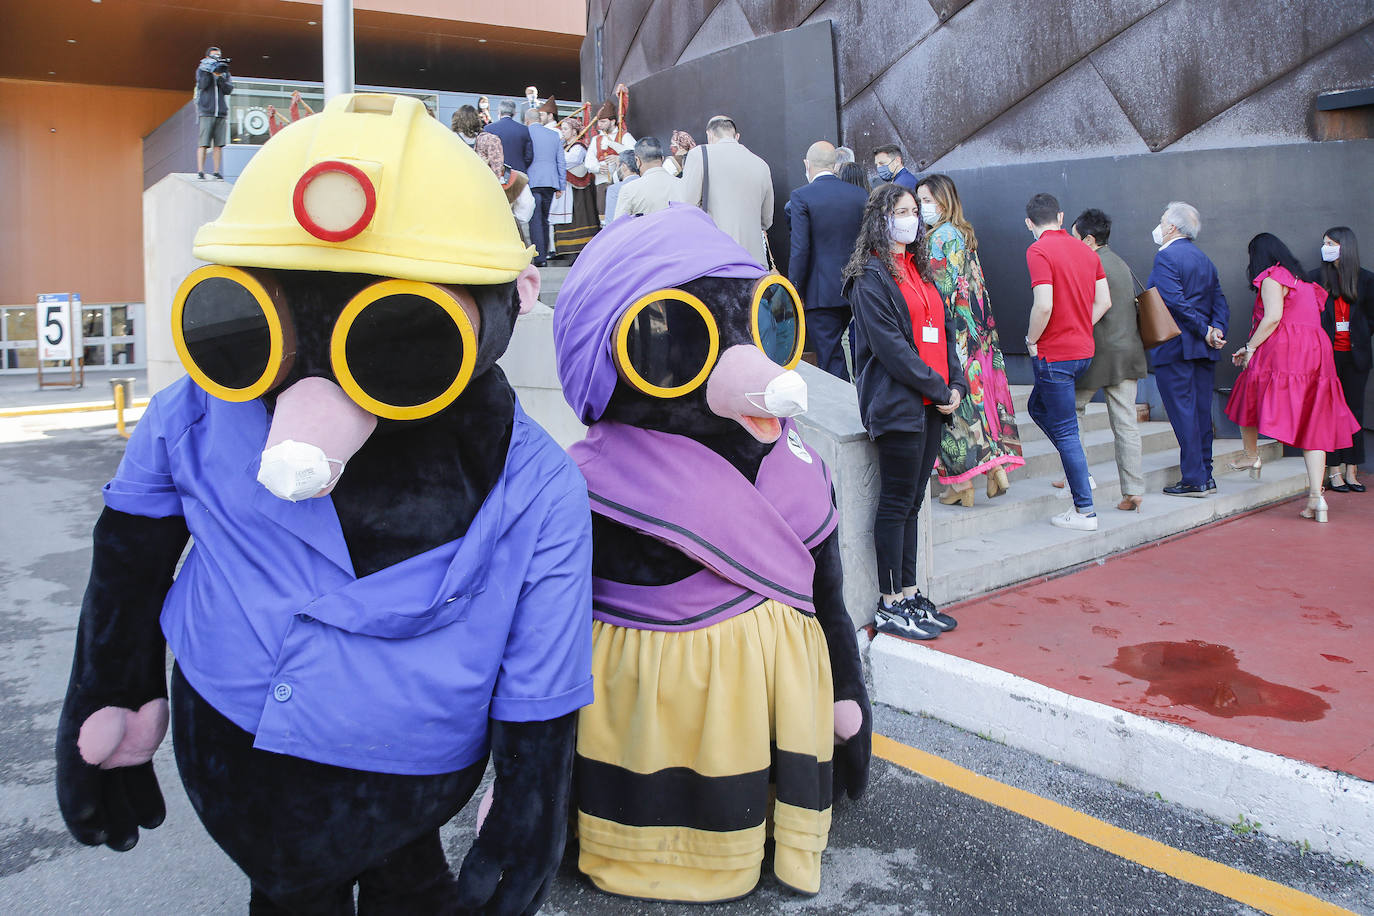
[678,0,761,66]
[623,21,841,274]
[736,0,829,36]
[1092,0,1374,151]
[938,140,1374,386]
[805,0,939,103]
[869,0,1169,168]
[630,0,723,74]
[142,101,198,190]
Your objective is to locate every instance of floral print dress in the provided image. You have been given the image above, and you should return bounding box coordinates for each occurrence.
[926,222,1024,484]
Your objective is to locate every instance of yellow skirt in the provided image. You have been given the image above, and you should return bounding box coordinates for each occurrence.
[576,599,835,902]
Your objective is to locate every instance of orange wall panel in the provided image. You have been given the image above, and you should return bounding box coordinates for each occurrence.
[0,79,187,306]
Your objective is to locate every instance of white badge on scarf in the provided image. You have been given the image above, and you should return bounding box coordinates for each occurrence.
[786,427,813,464]
[922,325,940,344]
[1336,321,1351,332]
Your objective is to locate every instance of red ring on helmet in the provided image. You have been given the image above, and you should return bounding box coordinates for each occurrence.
[292,160,377,242]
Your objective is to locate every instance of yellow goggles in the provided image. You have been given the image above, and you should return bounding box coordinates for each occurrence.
[171,266,479,420]
[612,275,805,398]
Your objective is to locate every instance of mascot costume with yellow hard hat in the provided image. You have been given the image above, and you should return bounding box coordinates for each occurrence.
[54,93,593,914]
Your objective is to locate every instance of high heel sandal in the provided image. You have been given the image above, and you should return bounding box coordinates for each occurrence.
[939,487,975,508]
[987,466,1010,499]
[1228,453,1263,480]
[1300,492,1328,523]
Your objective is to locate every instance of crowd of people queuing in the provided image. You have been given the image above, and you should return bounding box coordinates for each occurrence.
[453,96,1368,640]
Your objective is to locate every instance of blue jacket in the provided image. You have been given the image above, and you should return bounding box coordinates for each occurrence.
[525,123,567,191]
[1146,238,1229,366]
[482,117,534,174]
[103,377,594,775]
[787,174,868,311]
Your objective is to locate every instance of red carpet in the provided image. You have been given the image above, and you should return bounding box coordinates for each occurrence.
[929,491,1374,781]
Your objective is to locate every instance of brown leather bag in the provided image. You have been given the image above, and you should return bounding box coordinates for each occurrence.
[1130,267,1181,349]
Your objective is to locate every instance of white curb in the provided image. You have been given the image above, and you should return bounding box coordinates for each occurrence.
[871,634,1374,867]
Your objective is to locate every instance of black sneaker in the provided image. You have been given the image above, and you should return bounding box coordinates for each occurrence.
[903,593,957,631]
[197,171,205,180]
[875,599,938,640]
[212,172,224,180]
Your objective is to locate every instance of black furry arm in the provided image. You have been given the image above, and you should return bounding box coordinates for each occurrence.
[455,713,577,915]
[812,530,871,801]
[56,507,189,850]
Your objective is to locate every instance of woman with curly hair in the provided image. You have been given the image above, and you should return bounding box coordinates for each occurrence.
[916,174,1023,506]
[843,183,967,639]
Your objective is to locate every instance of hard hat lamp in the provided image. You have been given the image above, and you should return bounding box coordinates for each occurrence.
[292,160,377,242]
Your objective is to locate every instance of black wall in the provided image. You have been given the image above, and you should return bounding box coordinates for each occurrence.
[939,140,1374,387]
[624,21,840,272]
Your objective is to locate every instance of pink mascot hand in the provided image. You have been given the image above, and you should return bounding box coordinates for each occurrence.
[833,699,862,744]
[77,699,169,769]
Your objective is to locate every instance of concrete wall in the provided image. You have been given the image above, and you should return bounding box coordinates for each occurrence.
[142,174,233,395]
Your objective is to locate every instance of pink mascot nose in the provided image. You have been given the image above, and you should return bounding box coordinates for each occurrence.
[705,344,808,443]
[257,377,378,501]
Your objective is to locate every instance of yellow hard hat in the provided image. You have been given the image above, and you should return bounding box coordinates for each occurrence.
[193,93,534,284]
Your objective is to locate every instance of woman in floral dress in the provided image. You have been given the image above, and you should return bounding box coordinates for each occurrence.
[915,174,1024,506]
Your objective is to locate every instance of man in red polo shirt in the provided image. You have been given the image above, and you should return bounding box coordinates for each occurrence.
[1024,192,1112,531]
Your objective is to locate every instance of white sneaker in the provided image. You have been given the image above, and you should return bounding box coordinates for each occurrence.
[1050,507,1098,531]
[1056,475,1097,499]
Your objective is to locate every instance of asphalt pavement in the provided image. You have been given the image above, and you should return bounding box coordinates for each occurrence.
[1,412,1370,915]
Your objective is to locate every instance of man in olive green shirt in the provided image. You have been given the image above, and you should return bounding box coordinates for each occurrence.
[1068,209,1148,510]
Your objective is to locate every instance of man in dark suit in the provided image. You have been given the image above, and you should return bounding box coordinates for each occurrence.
[482,99,533,174]
[1146,201,1229,497]
[788,141,869,380]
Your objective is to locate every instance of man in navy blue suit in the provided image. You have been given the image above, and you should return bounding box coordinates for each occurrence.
[482,99,533,174]
[788,141,870,380]
[1146,201,1229,497]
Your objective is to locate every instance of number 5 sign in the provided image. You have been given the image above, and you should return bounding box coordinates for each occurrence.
[38,293,81,362]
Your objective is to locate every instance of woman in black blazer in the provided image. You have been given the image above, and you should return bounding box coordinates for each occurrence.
[842,183,968,640]
[1311,226,1373,492]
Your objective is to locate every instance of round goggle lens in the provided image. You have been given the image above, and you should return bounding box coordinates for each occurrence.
[623,297,713,391]
[756,282,801,366]
[180,276,273,391]
[342,294,466,409]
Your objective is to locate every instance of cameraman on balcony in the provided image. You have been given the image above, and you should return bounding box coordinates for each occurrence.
[195,46,233,181]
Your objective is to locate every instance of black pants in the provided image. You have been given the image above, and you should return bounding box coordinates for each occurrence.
[872,411,944,595]
[529,186,556,265]
[806,306,852,381]
[1330,351,1368,467]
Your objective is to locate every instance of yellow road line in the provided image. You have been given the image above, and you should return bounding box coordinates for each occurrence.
[873,734,1356,916]
[0,400,148,418]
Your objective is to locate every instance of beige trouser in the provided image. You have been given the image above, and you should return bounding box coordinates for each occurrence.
[1075,379,1144,497]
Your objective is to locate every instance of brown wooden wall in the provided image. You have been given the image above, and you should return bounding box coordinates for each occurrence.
[0,79,187,306]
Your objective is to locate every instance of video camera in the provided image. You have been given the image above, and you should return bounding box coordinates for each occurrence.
[214,57,232,71]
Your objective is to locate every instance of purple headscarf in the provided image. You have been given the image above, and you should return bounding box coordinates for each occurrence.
[552,204,766,424]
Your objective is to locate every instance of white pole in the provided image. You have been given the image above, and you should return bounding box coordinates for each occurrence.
[322,0,355,100]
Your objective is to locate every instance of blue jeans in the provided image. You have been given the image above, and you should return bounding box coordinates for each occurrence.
[1030,357,1094,510]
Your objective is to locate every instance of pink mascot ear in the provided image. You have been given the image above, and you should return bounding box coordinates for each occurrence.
[515,264,541,315]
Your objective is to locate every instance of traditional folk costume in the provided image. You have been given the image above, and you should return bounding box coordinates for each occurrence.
[553,207,860,902]
[586,89,636,219]
[550,116,598,258]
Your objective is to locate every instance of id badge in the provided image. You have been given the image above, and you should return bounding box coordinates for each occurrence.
[1337,321,1351,332]
[922,325,940,344]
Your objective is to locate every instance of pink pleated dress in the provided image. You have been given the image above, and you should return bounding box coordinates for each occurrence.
[1225,265,1360,451]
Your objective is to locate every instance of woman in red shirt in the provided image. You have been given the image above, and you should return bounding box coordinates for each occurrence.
[1310,227,1372,493]
[842,185,967,640]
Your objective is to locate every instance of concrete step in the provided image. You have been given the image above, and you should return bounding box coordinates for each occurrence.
[1004,421,1180,482]
[929,438,1284,544]
[537,265,571,306]
[925,452,1308,605]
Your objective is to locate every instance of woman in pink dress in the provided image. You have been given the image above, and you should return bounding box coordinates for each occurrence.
[1225,234,1360,523]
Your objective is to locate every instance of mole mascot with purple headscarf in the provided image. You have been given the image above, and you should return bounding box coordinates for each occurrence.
[54,93,593,914]
[553,204,871,902]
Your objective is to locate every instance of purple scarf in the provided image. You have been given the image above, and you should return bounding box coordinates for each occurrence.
[570,419,836,630]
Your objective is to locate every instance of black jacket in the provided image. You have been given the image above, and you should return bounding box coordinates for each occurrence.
[195,66,233,118]
[1310,266,1374,372]
[787,174,869,311]
[844,255,967,439]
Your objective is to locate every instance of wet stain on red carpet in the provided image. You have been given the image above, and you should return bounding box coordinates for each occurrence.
[1322,654,1353,664]
[1091,626,1122,639]
[1111,640,1330,722]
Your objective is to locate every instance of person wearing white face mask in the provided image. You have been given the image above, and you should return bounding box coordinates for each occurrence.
[1310,226,1374,492]
[841,185,967,639]
[1145,201,1229,498]
[915,174,1024,507]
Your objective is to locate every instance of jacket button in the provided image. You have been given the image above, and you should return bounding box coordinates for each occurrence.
[273,683,293,702]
